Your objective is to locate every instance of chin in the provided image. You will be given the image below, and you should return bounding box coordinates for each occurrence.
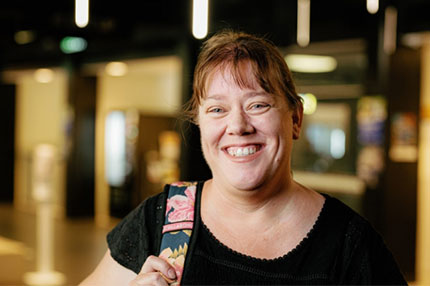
[222,173,266,191]
[233,183,263,191]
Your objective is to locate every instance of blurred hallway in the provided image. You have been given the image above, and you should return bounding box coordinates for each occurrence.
[1,1,430,284]
[0,203,114,286]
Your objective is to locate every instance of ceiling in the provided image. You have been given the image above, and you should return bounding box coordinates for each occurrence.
[1,0,429,69]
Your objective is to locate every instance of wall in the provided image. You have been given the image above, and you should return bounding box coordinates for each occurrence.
[416,38,430,285]
[94,56,183,226]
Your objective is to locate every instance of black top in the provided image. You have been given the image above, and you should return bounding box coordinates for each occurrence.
[107,181,407,285]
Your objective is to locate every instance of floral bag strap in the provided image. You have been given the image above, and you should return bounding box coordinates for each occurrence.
[158,181,197,286]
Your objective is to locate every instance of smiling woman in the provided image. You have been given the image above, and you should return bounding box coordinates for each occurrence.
[197,62,299,192]
[79,30,407,286]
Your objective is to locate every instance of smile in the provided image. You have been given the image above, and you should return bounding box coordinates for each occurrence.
[225,145,261,157]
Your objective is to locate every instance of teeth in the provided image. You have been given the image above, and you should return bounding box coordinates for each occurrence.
[226,146,258,157]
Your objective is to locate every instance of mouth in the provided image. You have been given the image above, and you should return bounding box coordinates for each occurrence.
[224,144,263,157]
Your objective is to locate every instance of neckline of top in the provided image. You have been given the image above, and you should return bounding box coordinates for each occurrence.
[196,181,330,262]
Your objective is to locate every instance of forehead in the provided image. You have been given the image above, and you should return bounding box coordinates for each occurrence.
[205,62,261,95]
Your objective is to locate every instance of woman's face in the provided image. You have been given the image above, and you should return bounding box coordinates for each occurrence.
[198,63,302,191]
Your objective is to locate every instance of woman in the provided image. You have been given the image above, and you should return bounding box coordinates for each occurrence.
[80,31,406,285]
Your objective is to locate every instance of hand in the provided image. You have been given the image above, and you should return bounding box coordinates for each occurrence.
[129,255,177,286]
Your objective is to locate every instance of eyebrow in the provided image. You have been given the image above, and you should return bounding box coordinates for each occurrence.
[206,91,270,100]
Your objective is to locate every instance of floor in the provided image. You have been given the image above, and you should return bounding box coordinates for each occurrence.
[0,203,117,286]
[0,201,417,286]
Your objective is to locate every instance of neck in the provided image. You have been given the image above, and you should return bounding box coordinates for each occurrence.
[202,172,298,224]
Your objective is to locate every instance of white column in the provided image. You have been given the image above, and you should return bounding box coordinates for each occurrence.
[23,144,66,286]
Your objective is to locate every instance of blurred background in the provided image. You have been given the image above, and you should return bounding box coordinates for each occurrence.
[0,0,430,285]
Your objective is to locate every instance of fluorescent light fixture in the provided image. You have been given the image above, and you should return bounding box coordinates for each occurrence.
[401,32,430,49]
[60,37,87,54]
[105,111,126,187]
[105,62,128,77]
[297,0,310,47]
[192,0,209,39]
[75,0,89,28]
[330,129,346,159]
[299,93,317,115]
[367,0,379,14]
[383,6,397,55]
[285,54,337,73]
[34,68,54,83]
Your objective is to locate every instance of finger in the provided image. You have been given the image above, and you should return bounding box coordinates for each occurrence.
[129,272,169,286]
[159,272,176,284]
[140,255,176,281]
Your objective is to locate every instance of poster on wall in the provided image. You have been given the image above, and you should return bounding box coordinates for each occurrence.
[357,96,386,146]
[389,112,418,163]
[356,96,386,188]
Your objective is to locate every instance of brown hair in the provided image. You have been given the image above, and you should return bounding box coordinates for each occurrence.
[187,30,302,123]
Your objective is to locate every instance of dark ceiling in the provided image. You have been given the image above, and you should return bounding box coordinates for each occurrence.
[1,0,429,69]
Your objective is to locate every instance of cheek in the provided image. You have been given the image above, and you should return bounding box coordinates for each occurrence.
[199,126,211,161]
[199,122,224,165]
[199,120,220,147]
[254,114,286,137]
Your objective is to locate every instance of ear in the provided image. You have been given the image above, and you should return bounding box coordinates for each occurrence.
[292,105,303,140]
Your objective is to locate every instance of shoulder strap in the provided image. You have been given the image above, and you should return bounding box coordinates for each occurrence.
[158,181,198,286]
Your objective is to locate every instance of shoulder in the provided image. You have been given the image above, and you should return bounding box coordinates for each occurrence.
[321,194,383,248]
[319,194,382,257]
[106,188,168,273]
[317,194,362,234]
[105,181,202,274]
[320,194,406,285]
[108,190,167,238]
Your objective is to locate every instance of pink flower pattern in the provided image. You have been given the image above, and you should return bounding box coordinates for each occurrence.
[166,186,196,223]
[159,182,197,286]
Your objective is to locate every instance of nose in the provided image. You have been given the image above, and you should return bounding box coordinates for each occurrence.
[226,109,255,135]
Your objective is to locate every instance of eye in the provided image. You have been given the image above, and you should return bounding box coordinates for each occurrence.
[251,103,270,109]
[208,107,224,114]
[248,103,271,113]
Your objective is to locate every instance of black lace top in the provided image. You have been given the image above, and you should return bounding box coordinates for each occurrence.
[107,182,407,285]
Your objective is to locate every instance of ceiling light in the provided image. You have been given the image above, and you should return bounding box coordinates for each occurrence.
[192,0,209,39]
[14,30,36,45]
[60,37,88,54]
[75,0,89,28]
[299,93,317,115]
[34,69,54,83]
[383,6,397,55]
[285,54,337,73]
[297,0,310,47]
[367,0,379,14]
[105,62,128,77]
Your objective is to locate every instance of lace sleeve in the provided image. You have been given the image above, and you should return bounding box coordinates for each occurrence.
[106,191,166,274]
